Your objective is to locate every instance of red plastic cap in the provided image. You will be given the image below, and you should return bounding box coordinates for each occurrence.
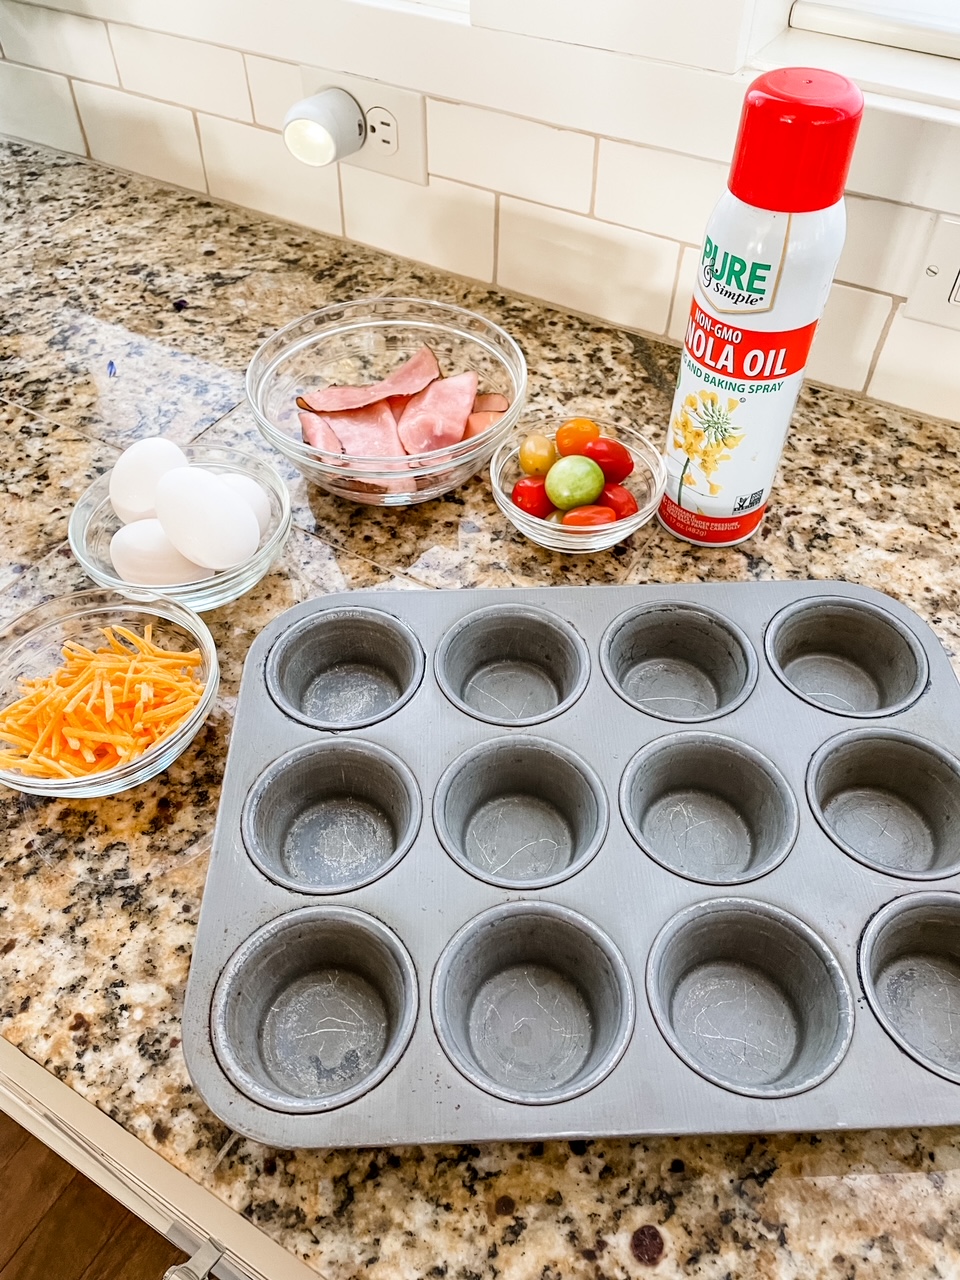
[728,68,864,213]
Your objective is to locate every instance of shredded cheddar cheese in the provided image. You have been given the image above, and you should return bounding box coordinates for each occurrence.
[0,624,205,779]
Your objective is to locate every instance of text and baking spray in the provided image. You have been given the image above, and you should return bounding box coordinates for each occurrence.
[658,68,864,547]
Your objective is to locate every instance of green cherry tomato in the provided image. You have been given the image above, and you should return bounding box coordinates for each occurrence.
[518,433,559,476]
[582,437,634,483]
[600,483,640,520]
[546,510,566,524]
[511,475,555,520]
[562,505,618,528]
[544,455,605,510]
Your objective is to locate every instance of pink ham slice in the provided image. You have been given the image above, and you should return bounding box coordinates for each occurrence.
[474,393,510,413]
[299,410,343,453]
[321,401,406,458]
[397,371,478,454]
[299,347,441,414]
[463,409,504,439]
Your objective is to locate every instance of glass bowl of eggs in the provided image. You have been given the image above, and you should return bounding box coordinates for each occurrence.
[245,297,527,506]
[0,588,219,797]
[68,441,292,612]
[490,414,667,553]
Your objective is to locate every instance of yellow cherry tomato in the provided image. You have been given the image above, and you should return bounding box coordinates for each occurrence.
[518,432,559,476]
[556,418,602,456]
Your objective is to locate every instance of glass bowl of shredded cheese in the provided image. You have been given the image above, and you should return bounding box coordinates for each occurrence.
[0,589,219,797]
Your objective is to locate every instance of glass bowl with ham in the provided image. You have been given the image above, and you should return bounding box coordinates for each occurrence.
[245,298,527,505]
[490,417,667,553]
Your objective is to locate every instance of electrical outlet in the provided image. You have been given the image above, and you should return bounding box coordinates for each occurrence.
[365,107,398,156]
[299,67,426,184]
[904,215,960,332]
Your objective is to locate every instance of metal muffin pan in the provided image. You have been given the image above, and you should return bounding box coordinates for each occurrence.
[183,583,960,1148]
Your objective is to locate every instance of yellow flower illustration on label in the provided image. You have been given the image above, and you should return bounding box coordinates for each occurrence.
[672,391,744,508]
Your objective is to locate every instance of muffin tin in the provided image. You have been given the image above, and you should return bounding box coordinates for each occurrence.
[182,583,960,1147]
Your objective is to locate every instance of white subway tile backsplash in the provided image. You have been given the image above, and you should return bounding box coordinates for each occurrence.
[805,285,891,392]
[0,0,117,83]
[497,197,678,333]
[108,26,251,120]
[427,100,594,213]
[470,0,755,75]
[595,142,724,246]
[0,60,85,152]
[849,104,960,214]
[667,245,700,341]
[73,81,206,191]
[838,197,936,297]
[198,114,341,235]
[869,306,960,420]
[1,0,748,162]
[341,169,495,281]
[245,54,301,131]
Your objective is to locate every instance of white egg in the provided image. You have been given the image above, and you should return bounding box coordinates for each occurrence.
[155,467,261,571]
[109,520,213,586]
[108,437,189,524]
[217,472,272,537]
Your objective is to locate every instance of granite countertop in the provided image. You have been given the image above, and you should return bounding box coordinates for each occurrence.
[2,139,960,1279]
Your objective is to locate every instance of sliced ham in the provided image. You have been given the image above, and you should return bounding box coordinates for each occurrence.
[387,394,412,419]
[397,371,478,454]
[474,393,510,413]
[463,409,504,439]
[299,346,440,414]
[321,401,406,458]
[299,410,343,454]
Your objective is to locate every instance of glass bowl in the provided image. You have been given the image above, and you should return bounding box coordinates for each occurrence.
[0,589,219,797]
[245,297,528,506]
[68,444,292,613]
[490,418,667,553]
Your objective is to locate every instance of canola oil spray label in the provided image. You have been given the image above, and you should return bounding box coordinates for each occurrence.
[659,214,818,546]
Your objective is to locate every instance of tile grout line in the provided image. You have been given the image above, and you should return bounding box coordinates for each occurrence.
[861,296,900,396]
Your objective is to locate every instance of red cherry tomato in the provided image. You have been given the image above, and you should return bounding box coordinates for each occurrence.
[561,505,618,528]
[511,476,555,520]
[582,437,634,483]
[555,418,601,456]
[599,483,639,520]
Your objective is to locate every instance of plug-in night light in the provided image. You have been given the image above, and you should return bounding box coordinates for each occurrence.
[282,88,366,167]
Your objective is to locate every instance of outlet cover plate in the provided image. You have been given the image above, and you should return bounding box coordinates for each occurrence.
[904,214,960,332]
[300,67,427,184]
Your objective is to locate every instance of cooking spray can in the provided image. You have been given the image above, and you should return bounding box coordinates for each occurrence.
[658,68,864,547]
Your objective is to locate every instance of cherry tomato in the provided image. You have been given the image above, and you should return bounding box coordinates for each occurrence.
[518,433,559,476]
[599,483,639,520]
[511,476,555,520]
[544,455,605,509]
[555,418,601,456]
[561,505,618,528]
[581,437,634,483]
[546,510,566,524]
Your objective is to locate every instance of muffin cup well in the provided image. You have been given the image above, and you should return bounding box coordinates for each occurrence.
[646,899,854,1098]
[435,603,589,726]
[601,602,757,722]
[434,735,608,889]
[212,906,418,1113]
[242,740,422,894]
[431,901,635,1104]
[265,607,424,730]
[859,892,960,1084]
[620,732,798,885]
[765,597,927,716]
[808,729,960,879]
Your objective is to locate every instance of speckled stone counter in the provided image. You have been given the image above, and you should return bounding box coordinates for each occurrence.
[2,138,960,1280]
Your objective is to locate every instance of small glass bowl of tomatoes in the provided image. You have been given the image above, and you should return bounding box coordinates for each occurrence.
[490,415,666,553]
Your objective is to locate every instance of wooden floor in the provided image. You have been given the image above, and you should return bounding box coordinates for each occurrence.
[0,1110,187,1280]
